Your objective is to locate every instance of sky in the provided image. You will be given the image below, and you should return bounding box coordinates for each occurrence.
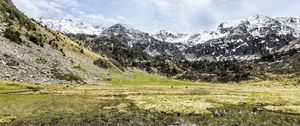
[12,0,300,33]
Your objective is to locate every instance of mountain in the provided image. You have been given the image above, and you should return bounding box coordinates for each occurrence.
[182,15,300,61]
[35,14,300,82]
[152,30,191,44]
[153,15,300,61]
[38,18,104,35]
[101,24,185,59]
[154,15,300,45]
[276,17,300,35]
[39,15,300,62]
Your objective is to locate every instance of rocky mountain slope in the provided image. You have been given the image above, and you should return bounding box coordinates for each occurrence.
[101,24,185,59]
[0,0,120,84]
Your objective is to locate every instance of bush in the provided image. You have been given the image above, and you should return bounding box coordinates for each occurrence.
[3,28,22,44]
[29,35,44,47]
[59,49,66,56]
[94,59,111,68]
[0,0,36,31]
[29,35,38,43]
[51,67,85,84]
[80,49,84,54]
[108,59,125,71]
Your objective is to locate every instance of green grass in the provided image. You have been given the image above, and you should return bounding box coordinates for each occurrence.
[203,105,300,126]
[110,69,202,86]
[0,81,36,90]
[1,75,300,125]
[0,81,43,94]
[0,90,179,125]
[1,90,300,125]
[0,94,111,125]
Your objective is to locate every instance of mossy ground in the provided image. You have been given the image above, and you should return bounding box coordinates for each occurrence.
[1,75,300,125]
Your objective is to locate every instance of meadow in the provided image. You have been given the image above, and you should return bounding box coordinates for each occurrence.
[1,72,300,125]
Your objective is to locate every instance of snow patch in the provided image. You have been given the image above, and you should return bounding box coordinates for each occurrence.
[38,18,104,35]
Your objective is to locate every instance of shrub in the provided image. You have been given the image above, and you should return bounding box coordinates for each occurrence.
[80,49,84,54]
[59,49,66,56]
[108,59,125,71]
[0,0,36,31]
[29,35,39,44]
[94,59,111,68]
[51,67,85,84]
[29,35,44,47]
[3,28,22,44]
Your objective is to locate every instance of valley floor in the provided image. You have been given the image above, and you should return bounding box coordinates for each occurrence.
[1,78,300,125]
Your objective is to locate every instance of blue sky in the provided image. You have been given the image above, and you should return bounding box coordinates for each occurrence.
[12,0,300,33]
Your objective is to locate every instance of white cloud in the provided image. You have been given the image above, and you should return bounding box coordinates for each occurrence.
[11,0,41,18]
[149,0,173,10]
[130,0,215,33]
[81,14,123,27]
[141,0,212,11]
[182,0,212,8]
[11,0,300,33]
[12,0,124,27]
[12,0,74,18]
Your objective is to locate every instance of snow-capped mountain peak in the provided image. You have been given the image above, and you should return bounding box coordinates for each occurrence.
[152,30,190,44]
[39,15,300,62]
[38,18,104,35]
[104,23,141,34]
[276,17,300,32]
[39,15,300,46]
[152,15,300,46]
[221,14,275,27]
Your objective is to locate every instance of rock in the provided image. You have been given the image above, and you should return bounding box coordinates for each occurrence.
[5,74,10,78]
[0,60,6,65]
[10,66,19,69]
[104,77,112,81]
[118,109,127,113]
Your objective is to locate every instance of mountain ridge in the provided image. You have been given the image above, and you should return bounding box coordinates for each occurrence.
[38,18,104,35]
[39,15,300,46]
[39,15,300,61]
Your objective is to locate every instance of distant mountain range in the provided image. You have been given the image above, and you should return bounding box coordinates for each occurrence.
[39,15,300,61]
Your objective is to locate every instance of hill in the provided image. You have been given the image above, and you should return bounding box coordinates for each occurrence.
[0,0,123,84]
